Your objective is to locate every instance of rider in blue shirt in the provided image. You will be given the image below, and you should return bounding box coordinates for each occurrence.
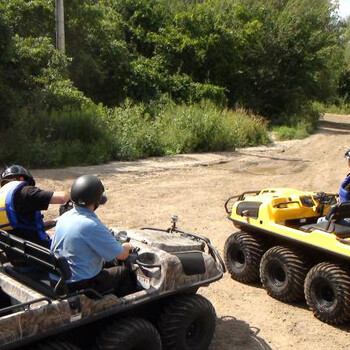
[318,149,350,226]
[52,206,123,282]
[51,175,135,296]
[339,149,350,203]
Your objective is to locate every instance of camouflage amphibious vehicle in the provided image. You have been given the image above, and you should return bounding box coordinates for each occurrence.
[224,188,350,325]
[0,216,225,349]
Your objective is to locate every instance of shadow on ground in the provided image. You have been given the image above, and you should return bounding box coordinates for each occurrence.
[235,151,306,163]
[318,120,350,135]
[211,316,272,350]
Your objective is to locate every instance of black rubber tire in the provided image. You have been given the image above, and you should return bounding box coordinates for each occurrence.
[158,294,216,350]
[224,231,265,283]
[95,317,162,350]
[304,262,350,324]
[260,246,308,302]
[32,340,80,350]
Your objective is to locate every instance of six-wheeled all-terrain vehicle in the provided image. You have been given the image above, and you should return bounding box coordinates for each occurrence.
[0,215,225,349]
[224,188,350,325]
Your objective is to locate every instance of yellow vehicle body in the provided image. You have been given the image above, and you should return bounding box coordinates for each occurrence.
[224,188,350,324]
[225,188,350,260]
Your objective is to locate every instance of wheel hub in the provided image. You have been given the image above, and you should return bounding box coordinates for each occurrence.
[314,278,335,306]
[268,262,286,286]
[230,247,245,269]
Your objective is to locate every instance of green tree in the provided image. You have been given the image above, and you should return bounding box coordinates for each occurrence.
[0,13,14,128]
[64,0,130,106]
[0,0,54,38]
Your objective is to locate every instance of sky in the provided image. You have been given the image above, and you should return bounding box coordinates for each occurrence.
[338,0,350,18]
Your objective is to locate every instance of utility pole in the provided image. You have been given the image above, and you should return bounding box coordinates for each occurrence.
[55,0,65,53]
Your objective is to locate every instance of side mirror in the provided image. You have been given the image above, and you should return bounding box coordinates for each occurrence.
[115,230,129,243]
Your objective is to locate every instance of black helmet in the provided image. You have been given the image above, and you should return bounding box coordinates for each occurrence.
[345,149,350,159]
[0,165,35,186]
[71,175,107,208]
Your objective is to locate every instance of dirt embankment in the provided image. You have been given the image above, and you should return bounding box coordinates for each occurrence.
[36,113,350,349]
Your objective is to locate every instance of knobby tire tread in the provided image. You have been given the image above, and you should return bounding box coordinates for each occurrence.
[158,294,216,350]
[224,231,265,283]
[96,317,161,350]
[304,262,350,324]
[260,246,309,302]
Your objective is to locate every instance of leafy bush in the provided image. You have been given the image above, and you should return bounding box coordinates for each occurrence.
[223,109,270,147]
[109,100,268,160]
[313,99,350,115]
[0,107,114,167]
[0,100,270,167]
[0,34,91,130]
[272,104,321,140]
[127,56,226,105]
[272,124,309,140]
[107,102,164,160]
[12,36,90,111]
[0,0,53,38]
[158,102,230,154]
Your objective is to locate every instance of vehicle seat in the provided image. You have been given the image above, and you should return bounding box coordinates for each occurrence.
[0,231,71,297]
[236,201,262,219]
[300,201,350,238]
[4,265,56,298]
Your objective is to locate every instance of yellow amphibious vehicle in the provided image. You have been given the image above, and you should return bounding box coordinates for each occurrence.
[224,188,350,325]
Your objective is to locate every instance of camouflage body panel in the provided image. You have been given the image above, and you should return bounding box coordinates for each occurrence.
[168,250,222,289]
[112,228,205,252]
[121,227,223,292]
[0,270,46,307]
[0,300,71,347]
[79,293,123,318]
[136,245,222,292]
[0,227,223,348]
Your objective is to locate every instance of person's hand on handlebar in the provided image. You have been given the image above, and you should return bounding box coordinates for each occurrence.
[116,242,134,261]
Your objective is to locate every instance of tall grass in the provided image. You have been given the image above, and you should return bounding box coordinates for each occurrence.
[313,100,350,115]
[272,104,320,141]
[2,101,269,167]
[109,101,269,159]
[0,107,114,167]
[158,103,268,154]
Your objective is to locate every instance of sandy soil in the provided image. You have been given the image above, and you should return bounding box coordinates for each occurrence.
[34,113,350,349]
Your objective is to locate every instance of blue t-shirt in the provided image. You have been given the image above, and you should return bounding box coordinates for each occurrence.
[50,207,123,283]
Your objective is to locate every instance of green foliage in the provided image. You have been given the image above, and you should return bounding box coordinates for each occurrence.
[0,0,348,167]
[2,100,267,166]
[108,100,268,160]
[123,0,343,120]
[272,124,309,140]
[15,35,90,108]
[0,30,90,129]
[128,56,226,104]
[0,107,114,167]
[272,103,320,140]
[0,0,54,38]
[234,0,343,118]
[313,99,350,114]
[64,0,130,106]
[0,12,14,126]
[1,0,346,117]
[108,102,164,160]
[158,102,268,154]
[158,102,234,154]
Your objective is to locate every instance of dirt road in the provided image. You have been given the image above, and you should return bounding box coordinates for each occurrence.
[36,113,350,349]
